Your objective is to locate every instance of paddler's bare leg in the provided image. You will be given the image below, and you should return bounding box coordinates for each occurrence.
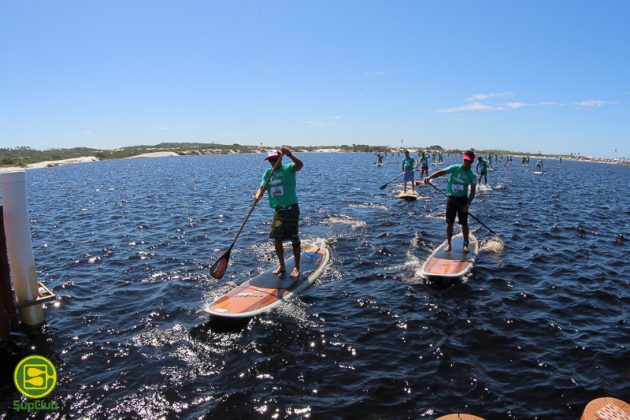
[445,223,454,252]
[462,223,470,253]
[291,240,301,278]
[273,239,286,275]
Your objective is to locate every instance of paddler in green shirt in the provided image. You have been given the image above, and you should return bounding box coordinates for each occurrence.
[254,146,304,278]
[476,156,488,185]
[418,151,430,178]
[401,149,416,194]
[424,150,477,253]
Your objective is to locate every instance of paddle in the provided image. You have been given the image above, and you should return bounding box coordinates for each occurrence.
[379,173,404,190]
[210,155,283,279]
[426,181,498,236]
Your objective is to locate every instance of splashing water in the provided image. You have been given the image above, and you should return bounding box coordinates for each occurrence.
[322,215,367,229]
[480,237,505,253]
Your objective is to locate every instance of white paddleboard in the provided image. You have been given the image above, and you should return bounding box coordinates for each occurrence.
[206,245,330,318]
[420,233,478,279]
[396,190,419,201]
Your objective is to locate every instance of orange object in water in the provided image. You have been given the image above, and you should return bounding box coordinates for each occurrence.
[581,397,630,420]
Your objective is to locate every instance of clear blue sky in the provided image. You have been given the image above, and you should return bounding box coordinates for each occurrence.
[1,0,628,158]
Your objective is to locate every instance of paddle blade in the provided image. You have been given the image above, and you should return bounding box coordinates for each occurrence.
[379,184,387,190]
[210,251,231,279]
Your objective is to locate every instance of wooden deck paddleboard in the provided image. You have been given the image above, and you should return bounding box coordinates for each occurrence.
[420,233,478,279]
[580,397,629,420]
[205,245,330,318]
[396,190,419,201]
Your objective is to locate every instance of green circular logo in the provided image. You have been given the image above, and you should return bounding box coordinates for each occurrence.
[13,355,57,399]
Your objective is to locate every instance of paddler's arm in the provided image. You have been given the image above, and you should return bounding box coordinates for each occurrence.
[423,169,448,183]
[281,146,303,171]
[463,185,476,211]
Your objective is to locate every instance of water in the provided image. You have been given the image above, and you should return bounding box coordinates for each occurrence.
[1,153,629,418]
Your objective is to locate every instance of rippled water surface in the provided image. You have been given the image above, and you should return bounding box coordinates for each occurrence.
[1,153,629,418]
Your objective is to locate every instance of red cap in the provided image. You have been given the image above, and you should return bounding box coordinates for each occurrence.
[463,151,475,161]
[265,150,282,160]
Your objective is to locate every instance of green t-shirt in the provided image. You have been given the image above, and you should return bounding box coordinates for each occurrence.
[420,155,429,168]
[402,156,415,172]
[445,164,476,197]
[261,163,298,208]
[477,159,488,173]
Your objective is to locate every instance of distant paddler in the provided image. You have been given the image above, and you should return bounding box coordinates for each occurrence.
[401,149,416,194]
[254,147,304,278]
[536,158,544,172]
[476,156,488,185]
[418,151,430,178]
[424,150,477,253]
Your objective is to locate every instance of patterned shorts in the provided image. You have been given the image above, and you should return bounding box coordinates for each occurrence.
[270,204,300,242]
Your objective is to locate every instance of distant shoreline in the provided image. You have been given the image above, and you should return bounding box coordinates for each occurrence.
[0,143,627,170]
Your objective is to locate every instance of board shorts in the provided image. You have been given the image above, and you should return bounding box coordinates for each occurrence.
[446,195,469,225]
[479,171,487,176]
[270,204,300,243]
[404,171,414,183]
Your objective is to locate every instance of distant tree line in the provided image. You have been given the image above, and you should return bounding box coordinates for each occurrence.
[2,142,622,167]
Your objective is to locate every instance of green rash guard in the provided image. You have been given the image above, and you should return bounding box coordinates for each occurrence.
[402,156,415,172]
[445,164,477,197]
[261,163,298,208]
[477,159,488,173]
[421,156,429,168]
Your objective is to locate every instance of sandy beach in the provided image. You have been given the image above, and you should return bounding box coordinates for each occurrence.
[0,156,100,172]
[125,151,179,159]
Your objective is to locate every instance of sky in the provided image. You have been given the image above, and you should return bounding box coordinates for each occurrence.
[1,0,629,158]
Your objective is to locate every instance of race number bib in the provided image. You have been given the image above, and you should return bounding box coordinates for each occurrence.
[270,186,284,197]
[452,184,465,193]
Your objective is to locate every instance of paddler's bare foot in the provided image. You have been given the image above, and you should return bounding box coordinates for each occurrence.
[444,244,452,252]
[290,268,300,279]
[273,267,286,276]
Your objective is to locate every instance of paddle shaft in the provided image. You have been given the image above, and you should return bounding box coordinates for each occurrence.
[427,182,498,236]
[380,173,404,189]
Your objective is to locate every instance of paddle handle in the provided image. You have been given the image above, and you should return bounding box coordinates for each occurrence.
[426,182,497,236]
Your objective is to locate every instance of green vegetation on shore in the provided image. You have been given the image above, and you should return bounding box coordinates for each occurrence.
[0,143,625,168]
